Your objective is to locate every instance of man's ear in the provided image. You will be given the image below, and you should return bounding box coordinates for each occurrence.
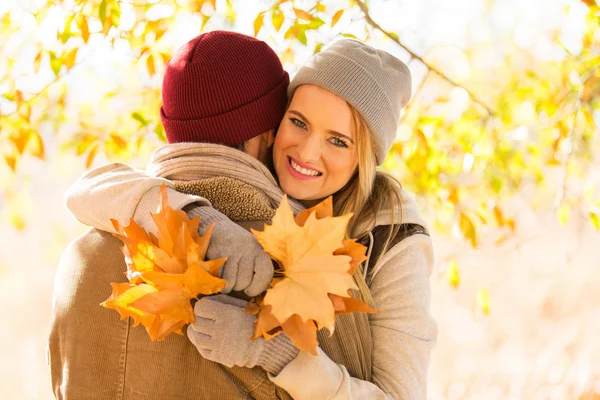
[262,129,275,148]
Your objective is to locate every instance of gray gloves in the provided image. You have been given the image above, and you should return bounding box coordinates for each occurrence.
[187,294,299,375]
[185,205,273,297]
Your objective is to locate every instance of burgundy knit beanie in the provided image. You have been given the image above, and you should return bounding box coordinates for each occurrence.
[161,30,289,145]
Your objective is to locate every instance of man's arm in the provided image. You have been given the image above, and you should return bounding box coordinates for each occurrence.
[64,162,209,234]
[63,162,273,296]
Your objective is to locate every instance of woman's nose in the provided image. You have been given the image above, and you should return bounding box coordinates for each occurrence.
[296,132,322,163]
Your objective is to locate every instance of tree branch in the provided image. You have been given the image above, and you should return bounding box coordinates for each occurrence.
[353,0,495,116]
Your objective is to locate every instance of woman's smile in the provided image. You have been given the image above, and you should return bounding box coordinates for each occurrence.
[286,156,323,180]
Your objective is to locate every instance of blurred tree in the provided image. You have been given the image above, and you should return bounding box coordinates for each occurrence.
[0,0,598,250]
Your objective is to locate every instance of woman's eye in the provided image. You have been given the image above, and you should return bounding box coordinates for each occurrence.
[290,117,307,129]
[330,137,349,148]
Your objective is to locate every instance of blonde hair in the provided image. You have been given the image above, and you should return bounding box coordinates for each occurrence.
[333,105,404,307]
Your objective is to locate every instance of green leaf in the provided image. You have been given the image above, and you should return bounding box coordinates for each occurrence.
[254,11,265,36]
[154,124,166,142]
[111,1,121,27]
[49,52,62,77]
[331,9,344,27]
[132,112,149,126]
[99,0,107,25]
[313,42,324,54]
[590,211,599,230]
[490,176,502,194]
[306,17,325,30]
[201,15,210,31]
[341,33,358,39]
[297,28,307,45]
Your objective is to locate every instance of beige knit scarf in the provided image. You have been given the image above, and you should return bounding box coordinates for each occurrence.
[146,143,305,215]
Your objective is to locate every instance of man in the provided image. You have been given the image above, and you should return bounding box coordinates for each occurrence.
[49,30,300,399]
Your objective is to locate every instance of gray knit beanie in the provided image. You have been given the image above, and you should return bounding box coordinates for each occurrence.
[288,39,412,165]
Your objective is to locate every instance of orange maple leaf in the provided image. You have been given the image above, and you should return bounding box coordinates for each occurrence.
[101,184,227,341]
[250,196,377,355]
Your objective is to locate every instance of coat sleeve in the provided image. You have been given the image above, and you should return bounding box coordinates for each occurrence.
[269,234,437,399]
[64,162,210,234]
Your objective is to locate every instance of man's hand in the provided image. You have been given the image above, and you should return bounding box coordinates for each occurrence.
[185,205,273,297]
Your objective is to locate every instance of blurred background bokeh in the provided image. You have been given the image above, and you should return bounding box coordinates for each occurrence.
[1,0,599,398]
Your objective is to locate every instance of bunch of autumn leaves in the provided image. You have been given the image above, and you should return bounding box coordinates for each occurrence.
[102,185,377,354]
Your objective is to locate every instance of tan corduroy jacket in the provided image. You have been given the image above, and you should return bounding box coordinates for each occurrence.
[49,177,375,400]
[53,145,437,398]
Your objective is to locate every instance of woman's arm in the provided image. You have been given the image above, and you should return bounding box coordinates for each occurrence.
[64,162,209,234]
[269,234,437,399]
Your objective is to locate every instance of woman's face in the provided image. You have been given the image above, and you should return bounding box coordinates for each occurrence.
[273,85,358,203]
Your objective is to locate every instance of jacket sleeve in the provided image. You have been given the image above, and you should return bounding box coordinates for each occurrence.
[269,234,437,399]
[64,162,210,234]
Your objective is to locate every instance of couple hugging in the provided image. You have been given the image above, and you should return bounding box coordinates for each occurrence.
[49,30,437,399]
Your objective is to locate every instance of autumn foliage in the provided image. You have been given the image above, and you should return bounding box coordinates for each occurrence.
[249,196,377,355]
[101,184,227,341]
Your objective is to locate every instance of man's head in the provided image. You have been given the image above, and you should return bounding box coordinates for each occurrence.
[160,30,288,163]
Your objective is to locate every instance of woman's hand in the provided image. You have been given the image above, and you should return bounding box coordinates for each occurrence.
[187,294,299,375]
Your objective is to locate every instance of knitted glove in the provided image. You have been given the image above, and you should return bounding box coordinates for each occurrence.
[185,205,273,297]
[187,294,299,375]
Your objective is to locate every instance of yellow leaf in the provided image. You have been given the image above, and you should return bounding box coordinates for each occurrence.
[85,143,98,168]
[28,132,45,160]
[272,9,284,32]
[477,288,490,315]
[104,185,227,341]
[146,53,156,76]
[4,155,17,172]
[293,8,313,20]
[316,3,326,12]
[493,205,504,226]
[63,48,78,70]
[254,196,362,333]
[80,15,89,43]
[281,314,318,355]
[109,133,128,149]
[225,0,236,23]
[445,260,460,288]
[557,204,571,226]
[329,293,378,314]
[253,12,264,36]
[34,51,42,74]
[459,212,477,248]
[10,130,29,155]
[331,9,344,27]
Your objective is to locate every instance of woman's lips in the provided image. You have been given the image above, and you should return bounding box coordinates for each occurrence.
[286,156,322,181]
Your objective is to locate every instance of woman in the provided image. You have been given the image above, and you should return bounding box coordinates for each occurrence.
[64,38,436,399]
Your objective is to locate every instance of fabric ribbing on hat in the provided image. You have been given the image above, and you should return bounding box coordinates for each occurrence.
[160,30,289,145]
[288,39,412,165]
